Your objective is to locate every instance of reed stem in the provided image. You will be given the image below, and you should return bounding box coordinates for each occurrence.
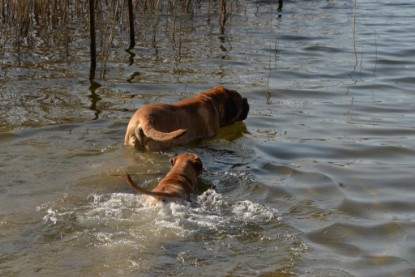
[89,0,96,80]
[127,0,135,50]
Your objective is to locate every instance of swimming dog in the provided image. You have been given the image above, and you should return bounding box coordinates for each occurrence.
[124,85,249,151]
[125,153,203,203]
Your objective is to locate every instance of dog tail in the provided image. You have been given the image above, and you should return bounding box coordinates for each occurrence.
[140,123,187,142]
[125,173,175,200]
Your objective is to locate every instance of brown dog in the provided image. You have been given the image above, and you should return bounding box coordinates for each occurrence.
[125,153,203,203]
[124,85,249,151]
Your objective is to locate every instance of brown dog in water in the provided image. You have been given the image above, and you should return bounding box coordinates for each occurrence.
[124,85,249,151]
[125,152,203,203]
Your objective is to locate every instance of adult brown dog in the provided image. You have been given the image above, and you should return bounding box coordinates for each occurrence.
[124,85,249,151]
[125,152,203,203]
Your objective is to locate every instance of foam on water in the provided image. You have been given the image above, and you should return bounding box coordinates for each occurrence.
[34,187,303,275]
[39,189,281,245]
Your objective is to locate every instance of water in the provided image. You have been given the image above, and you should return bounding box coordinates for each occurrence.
[1,0,415,276]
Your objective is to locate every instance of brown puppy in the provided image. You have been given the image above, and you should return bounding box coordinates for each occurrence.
[124,85,249,151]
[125,153,203,203]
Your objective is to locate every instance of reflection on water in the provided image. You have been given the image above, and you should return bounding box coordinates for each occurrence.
[88,80,102,120]
[1,0,415,276]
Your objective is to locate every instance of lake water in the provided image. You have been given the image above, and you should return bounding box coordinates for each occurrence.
[1,0,415,276]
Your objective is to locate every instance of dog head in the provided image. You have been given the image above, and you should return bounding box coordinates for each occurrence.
[170,152,203,175]
[204,85,249,127]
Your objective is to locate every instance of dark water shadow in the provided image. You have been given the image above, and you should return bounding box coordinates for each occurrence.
[88,79,102,120]
[125,48,136,67]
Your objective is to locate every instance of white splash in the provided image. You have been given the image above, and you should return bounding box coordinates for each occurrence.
[38,189,281,246]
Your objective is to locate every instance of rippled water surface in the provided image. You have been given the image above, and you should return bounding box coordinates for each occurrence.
[1,0,415,276]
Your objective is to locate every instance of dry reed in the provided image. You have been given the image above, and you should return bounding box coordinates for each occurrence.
[1,0,237,77]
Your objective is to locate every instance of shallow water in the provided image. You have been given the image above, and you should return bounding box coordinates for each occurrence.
[1,0,415,276]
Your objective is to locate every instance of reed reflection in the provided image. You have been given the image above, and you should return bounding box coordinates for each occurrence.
[88,79,102,120]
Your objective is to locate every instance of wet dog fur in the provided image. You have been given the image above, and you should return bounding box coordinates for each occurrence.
[125,152,203,203]
[124,85,249,151]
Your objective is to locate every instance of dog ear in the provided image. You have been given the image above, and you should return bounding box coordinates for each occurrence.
[193,158,203,175]
[224,96,239,125]
[170,155,178,165]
